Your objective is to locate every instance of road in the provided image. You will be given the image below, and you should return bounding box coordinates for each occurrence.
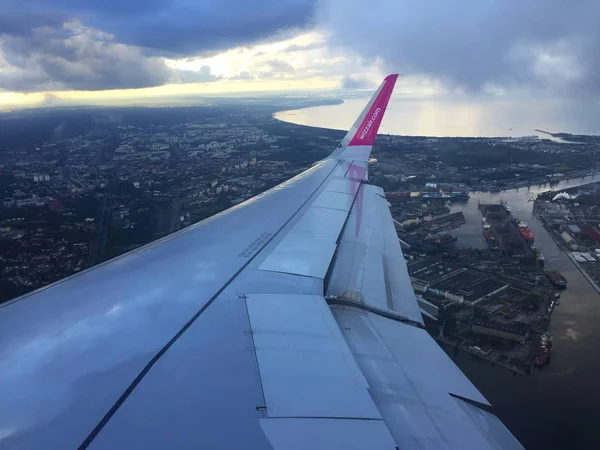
[87,194,112,266]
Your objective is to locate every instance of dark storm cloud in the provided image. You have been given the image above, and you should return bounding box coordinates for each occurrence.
[320,0,600,94]
[0,12,66,37]
[3,0,316,56]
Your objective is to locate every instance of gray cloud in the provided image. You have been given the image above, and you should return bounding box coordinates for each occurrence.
[266,59,295,73]
[0,12,66,37]
[0,0,317,91]
[281,41,323,52]
[0,22,171,91]
[319,0,600,94]
[174,65,221,84]
[229,71,255,81]
[340,76,370,89]
[40,93,63,107]
[2,1,316,56]
[240,59,297,81]
[258,72,275,79]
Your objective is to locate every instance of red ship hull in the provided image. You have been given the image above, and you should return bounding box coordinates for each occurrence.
[533,348,549,366]
[519,226,535,242]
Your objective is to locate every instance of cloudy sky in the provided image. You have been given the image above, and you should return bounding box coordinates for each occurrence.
[1,0,599,107]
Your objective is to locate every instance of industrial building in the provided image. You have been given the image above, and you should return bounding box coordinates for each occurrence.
[472,319,530,343]
[409,259,510,307]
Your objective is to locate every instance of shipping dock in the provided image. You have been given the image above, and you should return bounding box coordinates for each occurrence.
[478,203,535,260]
[386,191,470,202]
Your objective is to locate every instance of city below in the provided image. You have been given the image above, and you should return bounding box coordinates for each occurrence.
[1,99,600,449]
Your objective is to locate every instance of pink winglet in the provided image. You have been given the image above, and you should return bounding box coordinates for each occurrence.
[348,74,398,146]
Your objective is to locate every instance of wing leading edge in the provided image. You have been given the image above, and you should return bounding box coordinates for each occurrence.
[0,75,524,449]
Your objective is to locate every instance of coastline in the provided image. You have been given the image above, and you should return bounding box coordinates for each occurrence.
[274,106,600,141]
[272,98,347,131]
[272,95,600,138]
[272,104,600,193]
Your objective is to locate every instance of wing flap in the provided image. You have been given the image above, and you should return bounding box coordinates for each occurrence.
[331,308,524,450]
[311,190,354,211]
[323,177,359,195]
[292,206,348,237]
[327,183,423,323]
[258,230,337,278]
[0,159,338,449]
[259,418,397,450]
[246,294,380,419]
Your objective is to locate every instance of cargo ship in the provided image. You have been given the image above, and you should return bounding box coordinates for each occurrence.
[534,332,553,366]
[422,193,450,199]
[533,347,550,366]
[483,227,500,250]
[385,191,411,201]
[518,222,535,242]
[425,233,457,247]
[542,331,553,348]
[546,270,567,288]
[450,191,470,200]
[422,191,470,201]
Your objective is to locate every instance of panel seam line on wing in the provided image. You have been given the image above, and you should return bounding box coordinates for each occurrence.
[0,162,332,309]
[76,159,342,450]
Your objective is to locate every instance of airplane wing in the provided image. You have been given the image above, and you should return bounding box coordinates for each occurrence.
[0,75,524,449]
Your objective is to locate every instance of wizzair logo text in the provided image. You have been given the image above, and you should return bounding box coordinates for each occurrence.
[359,107,381,139]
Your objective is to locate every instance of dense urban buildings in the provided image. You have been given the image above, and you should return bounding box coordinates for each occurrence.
[3,103,599,305]
[0,102,344,302]
[3,100,600,450]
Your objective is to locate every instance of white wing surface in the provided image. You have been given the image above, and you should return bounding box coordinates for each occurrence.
[0,75,524,449]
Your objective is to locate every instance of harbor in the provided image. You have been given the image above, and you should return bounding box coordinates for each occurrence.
[407,251,556,375]
[393,181,568,375]
[533,182,600,295]
[382,173,600,445]
[430,175,600,448]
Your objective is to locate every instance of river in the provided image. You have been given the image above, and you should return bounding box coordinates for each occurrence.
[443,176,600,450]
